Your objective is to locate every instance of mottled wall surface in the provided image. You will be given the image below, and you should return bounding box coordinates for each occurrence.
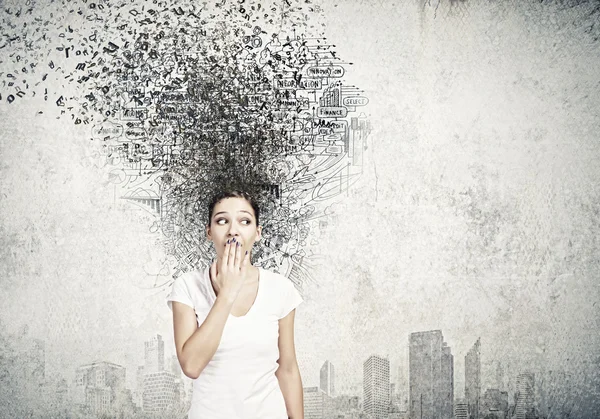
[1,0,599,418]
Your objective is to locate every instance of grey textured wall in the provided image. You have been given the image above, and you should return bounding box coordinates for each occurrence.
[1,0,599,417]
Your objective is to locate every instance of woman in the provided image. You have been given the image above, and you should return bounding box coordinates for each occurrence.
[167,189,304,419]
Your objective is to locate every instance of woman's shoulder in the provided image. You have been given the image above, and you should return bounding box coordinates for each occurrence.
[259,267,297,291]
[258,266,303,317]
[173,267,212,296]
[166,268,212,312]
[174,268,204,285]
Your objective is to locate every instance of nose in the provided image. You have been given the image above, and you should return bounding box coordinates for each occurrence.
[227,222,240,237]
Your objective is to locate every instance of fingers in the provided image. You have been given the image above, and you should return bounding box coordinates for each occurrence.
[220,239,248,279]
[240,250,250,274]
[228,239,237,269]
[234,240,242,268]
[221,240,230,269]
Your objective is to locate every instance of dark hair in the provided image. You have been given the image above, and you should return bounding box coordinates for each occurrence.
[207,189,260,227]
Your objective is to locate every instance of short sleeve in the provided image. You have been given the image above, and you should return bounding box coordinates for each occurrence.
[278,278,303,319]
[166,276,194,311]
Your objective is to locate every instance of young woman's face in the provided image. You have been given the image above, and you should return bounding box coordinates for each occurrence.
[206,197,262,259]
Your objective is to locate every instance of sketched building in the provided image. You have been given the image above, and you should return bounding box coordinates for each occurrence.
[455,399,468,419]
[304,386,332,419]
[409,330,454,419]
[169,354,182,378]
[441,342,454,417]
[481,388,509,419]
[494,361,507,392]
[396,364,409,411]
[465,338,481,419]
[145,334,165,374]
[329,394,361,418]
[13,337,46,406]
[143,371,177,412]
[337,381,362,398]
[515,372,535,419]
[73,361,127,415]
[133,365,145,409]
[168,354,187,408]
[320,360,335,397]
[142,334,177,413]
[363,354,390,419]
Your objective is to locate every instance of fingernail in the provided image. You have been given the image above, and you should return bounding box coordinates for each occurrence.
[227,239,230,244]
[232,237,236,242]
[245,251,248,254]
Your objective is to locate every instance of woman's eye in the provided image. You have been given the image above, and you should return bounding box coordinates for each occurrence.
[216,218,250,225]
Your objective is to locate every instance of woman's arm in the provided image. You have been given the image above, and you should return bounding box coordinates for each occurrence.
[172,292,236,379]
[173,245,249,379]
[275,309,304,419]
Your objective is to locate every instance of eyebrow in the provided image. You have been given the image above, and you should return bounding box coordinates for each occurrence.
[213,210,253,217]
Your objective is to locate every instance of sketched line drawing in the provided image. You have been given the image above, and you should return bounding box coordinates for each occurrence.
[1,1,372,287]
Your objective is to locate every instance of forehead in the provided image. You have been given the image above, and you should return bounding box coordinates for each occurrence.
[213,197,255,216]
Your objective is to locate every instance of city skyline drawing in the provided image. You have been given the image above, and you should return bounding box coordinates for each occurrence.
[2,326,592,418]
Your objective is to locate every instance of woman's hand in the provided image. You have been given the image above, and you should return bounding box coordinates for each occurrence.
[173,238,251,379]
[210,237,250,301]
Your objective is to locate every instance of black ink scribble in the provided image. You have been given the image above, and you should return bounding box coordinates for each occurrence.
[0,0,373,289]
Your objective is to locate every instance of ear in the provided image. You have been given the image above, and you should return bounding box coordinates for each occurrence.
[255,225,262,241]
[206,225,212,241]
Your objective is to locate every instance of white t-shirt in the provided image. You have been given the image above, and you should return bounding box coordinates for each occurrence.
[166,265,303,419]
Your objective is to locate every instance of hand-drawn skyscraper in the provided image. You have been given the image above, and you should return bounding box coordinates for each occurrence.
[465,338,481,419]
[363,355,390,419]
[409,330,454,419]
[320,360,335,397]
[515,372,535,419]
